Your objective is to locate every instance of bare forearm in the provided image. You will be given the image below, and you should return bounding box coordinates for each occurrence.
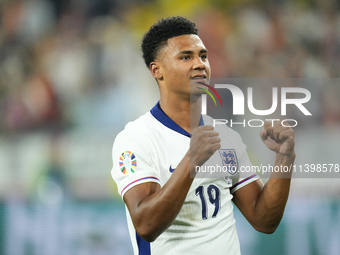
[126,125,221,241]
[253,152,295,233]
[133,155,194,241]
[233,121,296,233]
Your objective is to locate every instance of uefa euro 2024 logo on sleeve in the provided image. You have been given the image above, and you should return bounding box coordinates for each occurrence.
[119,151,137,175]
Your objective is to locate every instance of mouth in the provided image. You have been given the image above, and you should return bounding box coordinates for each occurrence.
[190,75,207,80]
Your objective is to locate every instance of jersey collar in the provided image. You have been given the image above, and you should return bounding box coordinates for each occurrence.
[150,101,204,138]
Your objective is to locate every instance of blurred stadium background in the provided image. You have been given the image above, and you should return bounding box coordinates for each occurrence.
[0,0,340,254]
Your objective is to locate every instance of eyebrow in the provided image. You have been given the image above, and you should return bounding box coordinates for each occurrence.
[179,49,208,55]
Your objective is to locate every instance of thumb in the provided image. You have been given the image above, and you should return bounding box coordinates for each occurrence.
[260,129,268,142]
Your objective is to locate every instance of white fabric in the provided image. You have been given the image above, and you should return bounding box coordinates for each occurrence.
[111,104,260,255]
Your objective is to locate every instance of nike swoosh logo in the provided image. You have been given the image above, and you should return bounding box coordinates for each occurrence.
[169,165,176,173]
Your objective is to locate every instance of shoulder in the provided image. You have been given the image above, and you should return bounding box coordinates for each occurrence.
[123,112,154,133]
[112,111,165,160]
[115,112,155,143]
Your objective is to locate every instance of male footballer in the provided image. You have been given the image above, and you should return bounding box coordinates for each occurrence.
[111,16,295,255]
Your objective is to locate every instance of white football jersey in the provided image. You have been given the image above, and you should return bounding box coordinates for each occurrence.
[111,102,260,255]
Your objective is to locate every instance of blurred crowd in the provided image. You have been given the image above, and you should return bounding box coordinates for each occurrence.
[0,2,339,253]
[0,0,339,133]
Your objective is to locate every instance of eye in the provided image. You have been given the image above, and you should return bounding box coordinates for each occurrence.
[200,54,207,60]
[181,55,191,60]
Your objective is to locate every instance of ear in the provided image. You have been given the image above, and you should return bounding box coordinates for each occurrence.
[149,61,163,80]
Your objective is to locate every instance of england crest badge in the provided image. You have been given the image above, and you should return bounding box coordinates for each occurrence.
[218,149,238,175]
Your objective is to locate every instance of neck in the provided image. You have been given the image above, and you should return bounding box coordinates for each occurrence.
[159,93,202,133]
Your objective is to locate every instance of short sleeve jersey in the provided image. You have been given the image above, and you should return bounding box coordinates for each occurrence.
[111,102,260,255]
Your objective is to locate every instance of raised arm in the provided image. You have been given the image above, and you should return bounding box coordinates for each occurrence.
[232,120,295,234]
[123,125,221,242]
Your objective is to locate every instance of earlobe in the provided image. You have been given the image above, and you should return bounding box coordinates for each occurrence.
[150,62,163,80]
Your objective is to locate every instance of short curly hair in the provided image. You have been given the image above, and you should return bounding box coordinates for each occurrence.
[141,16,198,68]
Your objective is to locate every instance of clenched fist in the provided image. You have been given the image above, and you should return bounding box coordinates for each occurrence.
[260,120,295,157]
[189,125,221,168]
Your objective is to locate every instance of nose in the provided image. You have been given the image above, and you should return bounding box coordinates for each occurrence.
[193,56,206,70]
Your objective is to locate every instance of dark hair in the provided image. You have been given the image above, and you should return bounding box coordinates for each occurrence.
[141,16,198,68]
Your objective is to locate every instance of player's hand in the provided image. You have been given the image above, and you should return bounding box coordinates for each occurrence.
[260,120,295,156]
[189,125,221,167]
